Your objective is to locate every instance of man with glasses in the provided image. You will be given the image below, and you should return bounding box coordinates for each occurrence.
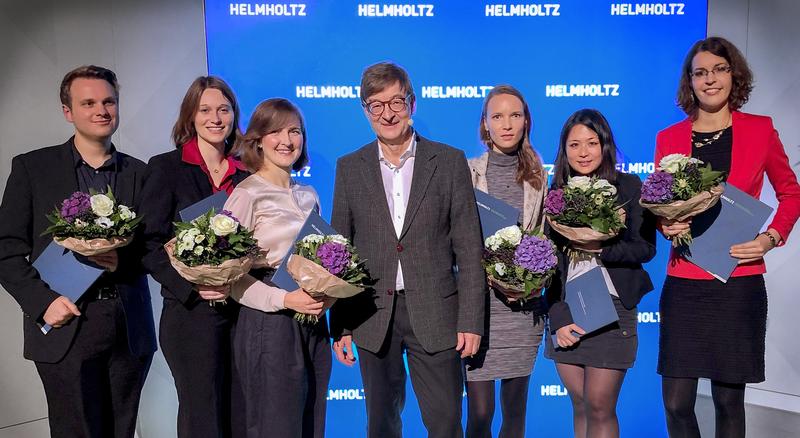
[330,61,486,437]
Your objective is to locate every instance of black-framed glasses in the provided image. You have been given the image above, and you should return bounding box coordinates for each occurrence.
[363,95,410,116]
[691,64,732,79]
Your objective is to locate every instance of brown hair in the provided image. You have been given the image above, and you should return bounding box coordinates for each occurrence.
[234,98,309,172]
[479,85,545,190]
[677,36,754,118]
[360,61,415,107]
[172,76,241,149]
[59,65,119,108]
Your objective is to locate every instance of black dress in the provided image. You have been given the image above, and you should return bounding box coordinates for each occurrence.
[657,127,768,384]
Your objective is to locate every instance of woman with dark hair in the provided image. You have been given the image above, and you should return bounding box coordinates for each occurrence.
[545,109,656,438]
[140,76,249,438]
[464,85,546,438]
[224,98,332,438]
[656,36,800,438]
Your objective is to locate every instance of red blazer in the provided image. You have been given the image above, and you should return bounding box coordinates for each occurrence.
[655,111,800,280]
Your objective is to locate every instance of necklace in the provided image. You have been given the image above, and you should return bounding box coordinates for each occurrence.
[692,116,731,148]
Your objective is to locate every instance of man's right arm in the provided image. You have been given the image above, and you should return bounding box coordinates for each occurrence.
[0,156,61,319]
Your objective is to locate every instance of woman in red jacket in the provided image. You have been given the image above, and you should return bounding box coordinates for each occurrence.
[656,37,800,438]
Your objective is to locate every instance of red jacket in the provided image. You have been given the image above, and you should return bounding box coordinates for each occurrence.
[655,111,800,279]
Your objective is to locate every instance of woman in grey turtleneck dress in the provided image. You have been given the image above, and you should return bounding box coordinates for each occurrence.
[465,85,547,438]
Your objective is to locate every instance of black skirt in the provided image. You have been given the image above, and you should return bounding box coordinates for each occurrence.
[545,297,638,369]
[657,275,767,384]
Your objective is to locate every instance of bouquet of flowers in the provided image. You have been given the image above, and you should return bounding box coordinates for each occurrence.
[640,153,725,246]
[544,176,626,245]
[43,186,142,256]
[288,233,370,323]
[483,225,558,301]
[165,209,260,288]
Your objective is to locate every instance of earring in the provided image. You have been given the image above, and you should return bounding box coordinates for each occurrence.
[256,143,263,150]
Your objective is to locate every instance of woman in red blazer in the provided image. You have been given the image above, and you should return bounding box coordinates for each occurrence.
[655,37,800,438]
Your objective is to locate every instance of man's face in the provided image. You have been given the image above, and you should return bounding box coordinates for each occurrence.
[62,78,119,141]
[363,81,414,145]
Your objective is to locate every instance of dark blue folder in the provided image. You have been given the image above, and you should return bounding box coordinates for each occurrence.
[270,210,338,291]
[552,267,619,346]
[474,189,521,241]
[179,191,229,221]
[682,183,774,282]
[32,241,105,334]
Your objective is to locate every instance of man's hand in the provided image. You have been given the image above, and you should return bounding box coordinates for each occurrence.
[333,335,356,366]
[456,332,481,358]
[42,296,81,328]
[87,249,119,272]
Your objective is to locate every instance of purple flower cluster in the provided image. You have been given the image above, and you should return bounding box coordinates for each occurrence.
[513,235,557,274]
[641,171,675,203]
[317,241,351,276]
[60,192,91,223]
[544,189,565,215]
[220,210,240,223]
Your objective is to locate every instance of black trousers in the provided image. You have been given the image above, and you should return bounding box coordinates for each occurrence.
[234,307,332,438]
[35,297,152,438]
[159,298,240,438]
[358,293,464,438]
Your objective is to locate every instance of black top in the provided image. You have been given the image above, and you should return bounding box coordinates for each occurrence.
[691,126,732,176]
[71,144,120,193]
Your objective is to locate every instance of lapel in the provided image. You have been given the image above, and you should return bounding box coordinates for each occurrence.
[522,179,544,232]
[728,111,745,186]
[187,163,213,200]
[113,151,136,206]
[54,141,80,199]
[674,118,693,156]
[400,135,437,238]
[471,152,489,192]
[358,142,394,227]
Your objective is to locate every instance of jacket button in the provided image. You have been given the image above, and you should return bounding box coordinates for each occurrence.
[387,289,394,295]
[396,244,403,252]
[622,330,628,336]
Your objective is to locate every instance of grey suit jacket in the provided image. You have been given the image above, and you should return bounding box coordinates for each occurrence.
[330,134,487,354]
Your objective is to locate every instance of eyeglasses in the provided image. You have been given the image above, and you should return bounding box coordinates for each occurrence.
[691,64,732,79]
[363,95,410,116]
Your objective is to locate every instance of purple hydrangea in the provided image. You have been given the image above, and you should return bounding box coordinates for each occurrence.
[220,209,240,223]
[544,189,565,215]
[514,235,557,274]
[641,171,674,203]
[316,241,351,276]
[215,237,230,250]
[60,192,91,222]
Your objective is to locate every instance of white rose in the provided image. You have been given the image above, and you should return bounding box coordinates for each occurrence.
[118,205,135,220]
[209,214,238,236]
[94,216,114,228]
[658,153,690,173]
[193,245,205,256]
[485,235,501,251]
[74,218,87,228]
[494,262,506,277]
[497,225,522,246]
[328,234,349,245]
[90,194,115,217]
[567,176,592,191]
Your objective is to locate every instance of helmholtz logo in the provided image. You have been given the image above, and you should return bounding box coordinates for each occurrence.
[541,384,569,396]
[638,311,660,323]
[291,166,311,178]
[296,85,361,99]
[229,3,307,16]
[546,84,620,97]
[327,388,365,401]
[611,3,685,15]
[485,3,561,17]
[358,3,434,17]
[421,85,494,99]
[616,162,656,174]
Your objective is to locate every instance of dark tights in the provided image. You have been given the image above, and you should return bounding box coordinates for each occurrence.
[556,363,626,438]
[662,376,745,438]
[466,376,530,438]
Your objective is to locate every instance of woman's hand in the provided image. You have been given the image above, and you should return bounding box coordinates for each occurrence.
[730,230,779,264]
[659,217,692,239]
[195,284,230,301]
[555,324,586,348]
[284,288,325,315]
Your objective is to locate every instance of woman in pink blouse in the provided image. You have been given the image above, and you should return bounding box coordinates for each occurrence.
[224,98,332,438]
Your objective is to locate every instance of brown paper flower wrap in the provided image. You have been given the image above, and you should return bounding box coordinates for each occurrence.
[639,184,724,221]
[54,235,133,257]
[546,208,627,246]
[487,276,527,301]
[287,254,365,299]
[164,238,254,287]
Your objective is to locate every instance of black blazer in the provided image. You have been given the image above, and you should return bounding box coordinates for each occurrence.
[0,139,157,363]
[545,171,656,333]
[139,147,249,305]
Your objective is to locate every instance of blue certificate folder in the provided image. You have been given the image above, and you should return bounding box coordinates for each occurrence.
[474,189,521,240]
[32,241,105,334]
[179,191,228,221]
[552,267,619,346]
[270,210,338,291]
[682,183,774,282]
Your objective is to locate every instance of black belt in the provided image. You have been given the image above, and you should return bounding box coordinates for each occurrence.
[85,284,119,301]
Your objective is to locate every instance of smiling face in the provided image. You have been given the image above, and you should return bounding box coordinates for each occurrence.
[566,123,603,176]
[691,50,733,113]
[259,114,303,172]
[363,81,414,146]
[484,93,526,154]
[62,78,119,142]
[193,88,234,149]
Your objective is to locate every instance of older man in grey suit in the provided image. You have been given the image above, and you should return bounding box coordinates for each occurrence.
[330,62,486,438]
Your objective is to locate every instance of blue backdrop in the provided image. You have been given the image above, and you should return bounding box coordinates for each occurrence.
[204,1,707,436]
